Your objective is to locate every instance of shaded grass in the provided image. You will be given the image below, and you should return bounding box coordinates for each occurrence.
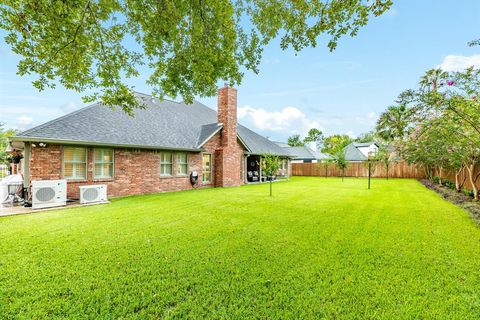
[1,177,480,319]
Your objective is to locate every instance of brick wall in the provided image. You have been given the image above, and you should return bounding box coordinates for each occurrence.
[28,132,246,199]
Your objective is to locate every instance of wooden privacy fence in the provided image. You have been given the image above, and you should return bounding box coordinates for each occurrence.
[292,161,425,179]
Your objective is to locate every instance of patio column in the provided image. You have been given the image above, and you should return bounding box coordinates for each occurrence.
[23,142,30,188]
[259,156,262,182]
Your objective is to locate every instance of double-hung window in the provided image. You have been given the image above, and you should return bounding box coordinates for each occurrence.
[202,154,212,182]
[94,149,114,179]
[160,152,173,176]
[177,152,188,176]
[64,147,87,180]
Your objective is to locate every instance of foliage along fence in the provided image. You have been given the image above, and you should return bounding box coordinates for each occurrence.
[439,166,480,192]
[291,161,425,179]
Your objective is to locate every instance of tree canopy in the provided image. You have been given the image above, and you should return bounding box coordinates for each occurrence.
[0,0,392,113]
[0,124,18,165]
[391,67,480,199]
[287,134,304,147]
[287,128,324,148]
[321,134,352,156]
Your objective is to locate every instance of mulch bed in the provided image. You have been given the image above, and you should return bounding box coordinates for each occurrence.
[420,179,480,226]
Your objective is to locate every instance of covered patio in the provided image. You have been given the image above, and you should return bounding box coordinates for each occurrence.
[244,154,290,184]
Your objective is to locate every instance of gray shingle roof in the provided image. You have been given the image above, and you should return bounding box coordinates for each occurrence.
[344,143,368,161]
[13,93,290,156]
[276,144,331,160]
[237,126,289,156]
[197,123,223,148]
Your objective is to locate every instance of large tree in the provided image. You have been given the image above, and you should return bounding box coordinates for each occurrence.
[0,1,392,113]
[321,134,352,156]
[287,134,304,147]
[398,67,480,199]
[375,104,412,141]
[303,128,324,149]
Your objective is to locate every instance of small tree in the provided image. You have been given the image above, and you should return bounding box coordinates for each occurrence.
[365,151,379,189]
[332,150,347,182]
[262,154,280,196]
[376,145,393,180]
[318,159,331,177]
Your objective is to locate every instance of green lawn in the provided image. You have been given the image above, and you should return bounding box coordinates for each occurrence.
[1,177,480,319]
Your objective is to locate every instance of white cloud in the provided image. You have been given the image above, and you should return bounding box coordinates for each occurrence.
[345,130,356,138]
[355,111,378,126]
[438,54,480,72]
[16,115,33,126]
[238,105,321,136]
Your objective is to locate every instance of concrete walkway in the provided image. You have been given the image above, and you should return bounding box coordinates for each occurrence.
[0,204,32,217]
[0,201,109,217]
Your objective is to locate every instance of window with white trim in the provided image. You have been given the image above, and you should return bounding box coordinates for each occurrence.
[63,147,87,180]
[160,152,173,176]
[202,153,212,182]
[177,152,188,176]
[94,149,114,179]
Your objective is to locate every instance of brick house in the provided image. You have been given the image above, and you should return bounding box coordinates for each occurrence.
[10,87,291,199]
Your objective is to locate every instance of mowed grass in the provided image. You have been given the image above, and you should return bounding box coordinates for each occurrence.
[1,177,480,319]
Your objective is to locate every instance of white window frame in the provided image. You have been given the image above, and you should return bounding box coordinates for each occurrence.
[160,151,173,177]
[93,148,114,179]
[202,153,212,183]
[63,147,87,180]
[176,152,188,176]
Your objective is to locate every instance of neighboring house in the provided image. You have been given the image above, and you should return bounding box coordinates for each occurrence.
[276,142,331,163]
[9,87,291,199]
[344,142,379,162]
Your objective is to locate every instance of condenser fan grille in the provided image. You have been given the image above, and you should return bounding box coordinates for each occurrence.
[82,188,99,202]
[35,187,56,202]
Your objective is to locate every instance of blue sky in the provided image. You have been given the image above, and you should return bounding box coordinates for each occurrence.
[1,1,479,142]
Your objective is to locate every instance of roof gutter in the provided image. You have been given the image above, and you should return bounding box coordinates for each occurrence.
[9,136,202,152]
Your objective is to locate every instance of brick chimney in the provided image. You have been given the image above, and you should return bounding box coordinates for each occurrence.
[217,85,237,147]
[215,86,243,187]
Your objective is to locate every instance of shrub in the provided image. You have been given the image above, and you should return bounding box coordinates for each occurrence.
[444,179,456,190]
[463,188,474,198]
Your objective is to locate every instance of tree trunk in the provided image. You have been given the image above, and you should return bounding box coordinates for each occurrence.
[386,163,389,180]
[269,180,272,197]
[455,172,460,192]
[454,166,465,192]
[427,165,434,181]
[466,164,479,200]
[436,165,443,185]
[368,162,371,189]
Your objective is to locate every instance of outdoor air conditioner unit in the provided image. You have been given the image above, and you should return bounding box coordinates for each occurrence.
[32,180,67,210]
[80,185,107,204]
